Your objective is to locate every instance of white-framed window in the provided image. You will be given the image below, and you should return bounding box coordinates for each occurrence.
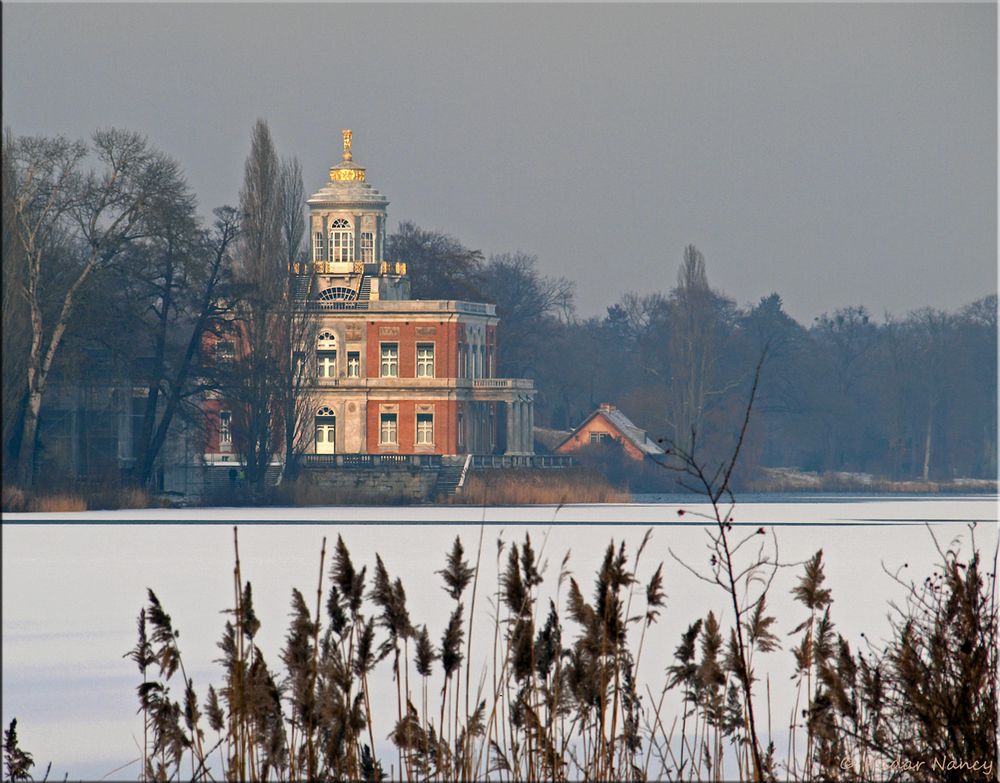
[219,410,232,446]
[317,331,337,378]
[330,218,353,262]
[315,406,336,454]
[416,343,435,378]
[416,413,434,445]
[589,432,610,445]
[318,351,336,378]
[380,413,398,444]
[347,352,360,378]
[361,232,374,262]
[313,231,326,261]
[380,343,398,377]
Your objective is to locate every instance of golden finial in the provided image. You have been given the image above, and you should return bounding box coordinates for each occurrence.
[342,129,353,161]
[329,129,366,181]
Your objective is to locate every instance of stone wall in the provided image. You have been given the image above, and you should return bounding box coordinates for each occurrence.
[303,466,438,500]
[168,464,439,503]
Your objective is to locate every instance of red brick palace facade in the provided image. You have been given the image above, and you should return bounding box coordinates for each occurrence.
[203,131,535,463]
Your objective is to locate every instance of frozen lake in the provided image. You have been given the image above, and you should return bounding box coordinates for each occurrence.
[3,495,996,779]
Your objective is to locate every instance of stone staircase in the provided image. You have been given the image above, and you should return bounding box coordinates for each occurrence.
[358,275,372,301]
[432,456,467,499]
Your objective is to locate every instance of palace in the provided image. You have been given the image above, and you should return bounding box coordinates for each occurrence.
[204,131,535,464]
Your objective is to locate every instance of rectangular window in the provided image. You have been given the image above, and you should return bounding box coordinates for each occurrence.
[416,413,434,445]
[589,432,610,444]
[318,351,337,378]
[457,412,464,448]
[313,231,326,261]
[416,343,435,378]
[380,343,398,377]
[361,232,374,262]
[347,351,360,378]
[219,411,232,446]
[332,230,353,262]
[380,413,398,444]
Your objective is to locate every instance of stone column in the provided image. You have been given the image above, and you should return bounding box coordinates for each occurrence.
[517,400,526,454]
[505,400,516,455]
[527,400,534,455]
[517,401,526,454]
[520,400,529,456]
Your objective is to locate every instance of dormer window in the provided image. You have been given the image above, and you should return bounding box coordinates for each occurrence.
[330,218,353,262]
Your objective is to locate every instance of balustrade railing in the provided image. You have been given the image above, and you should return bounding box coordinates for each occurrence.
[300,453,442,468]
[471,454,575,469]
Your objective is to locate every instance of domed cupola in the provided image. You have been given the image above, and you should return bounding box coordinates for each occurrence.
[307,130,389,212]
[302,131,408,303]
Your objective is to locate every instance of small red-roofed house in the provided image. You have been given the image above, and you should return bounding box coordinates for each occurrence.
[554,404,665,462]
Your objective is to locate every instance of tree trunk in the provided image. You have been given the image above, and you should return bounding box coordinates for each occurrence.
[16,389,42,487]
[17,255,98,487]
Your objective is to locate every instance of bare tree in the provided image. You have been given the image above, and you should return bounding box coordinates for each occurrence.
[4,128,186,487]
[1,134,31,472]
[277,155,315,483]
[127,207,240,487]
[665,245,737,455]
[662,350,776,781]
[387,221,485,300]
[280,156,305,270]
[221,122,315,493]
[478,251,575,379]
[224,120,286,494]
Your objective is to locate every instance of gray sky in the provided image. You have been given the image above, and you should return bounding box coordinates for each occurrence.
[3,3,996,322]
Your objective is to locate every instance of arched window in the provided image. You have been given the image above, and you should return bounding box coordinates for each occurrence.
[318,287,357,303]
[317,332,336,378]
[329,218,353,262]
[315,406,336,454]
[317,331,336,349]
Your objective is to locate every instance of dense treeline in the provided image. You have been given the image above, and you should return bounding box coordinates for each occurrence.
[391,224,997,482]
[3,126,996,492]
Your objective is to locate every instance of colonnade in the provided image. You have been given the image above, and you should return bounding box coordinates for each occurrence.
[504,397,534,455]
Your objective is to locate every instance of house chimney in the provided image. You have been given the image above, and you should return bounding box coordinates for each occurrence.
[599,403,616,412]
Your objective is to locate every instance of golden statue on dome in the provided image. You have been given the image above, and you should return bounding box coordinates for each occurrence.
[342,129,352,161]
[329,129,365,182]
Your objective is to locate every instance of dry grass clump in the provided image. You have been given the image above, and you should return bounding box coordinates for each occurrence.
[121,524,996,782]
[127,526,668,781]
[2,484,155,512]
[2,485,31,513]
[30,492,88,512]
[86,486,153,510]
[458,469,630,505]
